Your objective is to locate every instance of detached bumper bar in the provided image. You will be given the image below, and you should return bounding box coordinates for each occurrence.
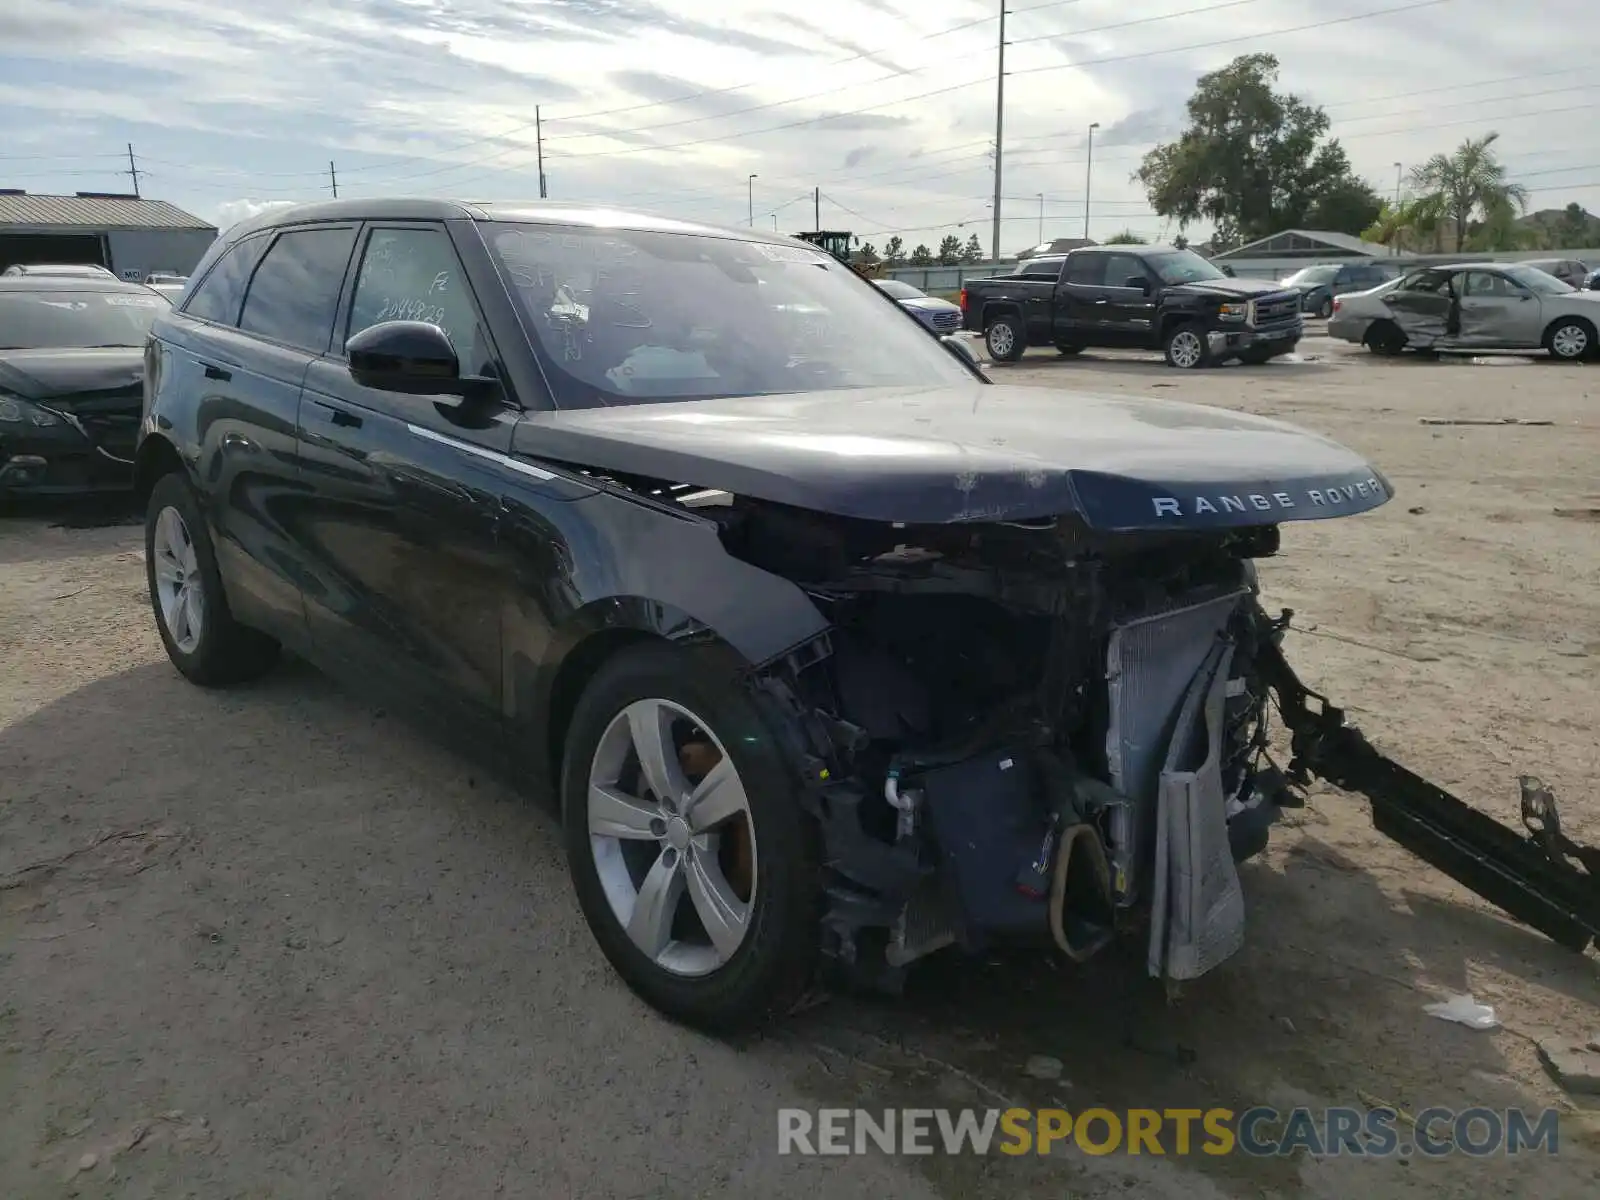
[1254,609,1600,953]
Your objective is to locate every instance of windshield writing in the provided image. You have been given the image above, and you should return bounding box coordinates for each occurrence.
[488,223,973,407]
[0,291,168,349]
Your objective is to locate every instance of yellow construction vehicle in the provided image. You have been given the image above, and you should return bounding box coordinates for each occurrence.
[792,230,885,279]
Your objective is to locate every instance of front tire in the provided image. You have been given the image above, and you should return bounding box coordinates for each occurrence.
[984,313,1027,362]
[1546,317,1595,361]
[1163,323,1211,369]
[145,472,278,686]
[561,643,821,1033]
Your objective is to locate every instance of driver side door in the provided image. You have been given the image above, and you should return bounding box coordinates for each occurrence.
[1382,269,1456,345]
[1457,269,1542,347]
[1100,252,1159,344]
[295,221,520,748]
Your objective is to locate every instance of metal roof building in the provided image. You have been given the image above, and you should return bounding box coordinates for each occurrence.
[0,190,218,281]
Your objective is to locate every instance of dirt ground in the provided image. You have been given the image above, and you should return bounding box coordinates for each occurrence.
[3,333,1599,1198]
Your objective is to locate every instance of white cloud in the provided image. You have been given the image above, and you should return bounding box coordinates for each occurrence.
[212,199,300,233]
[2,0,1595,251]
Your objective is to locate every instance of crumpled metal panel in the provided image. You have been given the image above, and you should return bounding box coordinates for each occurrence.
[1147,640,1247,981]
[1104,590,1246,905]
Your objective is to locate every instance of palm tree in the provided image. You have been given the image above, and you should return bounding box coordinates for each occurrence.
[1362,194,1445,254]
[1408,132,1529,252]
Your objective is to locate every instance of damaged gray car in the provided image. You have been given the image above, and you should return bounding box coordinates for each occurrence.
[137,200,1600,1032]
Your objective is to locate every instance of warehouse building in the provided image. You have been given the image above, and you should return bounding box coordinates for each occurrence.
[0,190,217,280]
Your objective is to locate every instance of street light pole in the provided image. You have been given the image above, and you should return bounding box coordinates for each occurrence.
[1392,162,1403,256]
[1084,122,1099,241]
[989,0,1006,263]
[747,174,758,227]
[1037,193,1044,243]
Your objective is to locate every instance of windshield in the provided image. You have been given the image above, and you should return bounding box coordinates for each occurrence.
[1145,249,1228,285]
[0,289,169,349]
[1284,265,1339,286]
[487,223,976,407]
[1504,264,1574,295]
[874,279,923,300]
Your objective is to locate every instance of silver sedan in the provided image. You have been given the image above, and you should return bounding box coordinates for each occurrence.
[1328,262,1600,361]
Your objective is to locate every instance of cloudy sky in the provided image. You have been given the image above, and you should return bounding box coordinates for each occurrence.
[1,0,1593,253]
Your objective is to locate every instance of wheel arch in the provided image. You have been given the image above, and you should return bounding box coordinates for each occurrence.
[980,300,1023,326]
[133,432,187,507]
[1544,313,1596,355]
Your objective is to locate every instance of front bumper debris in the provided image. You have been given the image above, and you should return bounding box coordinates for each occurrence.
[1255,607,1600,953]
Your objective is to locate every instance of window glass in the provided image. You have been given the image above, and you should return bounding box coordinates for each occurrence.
[1145,249,1227,284]
[238,226,358,352]
[1502,264,1571,295]
[485,222,976,408]
[1400,271,1451,294]
[1464,271,1522,298]
[1021,257,1065,280]
[1103,253,1149,289]
[0,288,168,349]
[183,233,269,326]
[1062,254,1104,285]
[346,226,485,372]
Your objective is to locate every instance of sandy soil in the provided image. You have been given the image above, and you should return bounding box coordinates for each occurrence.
[3,335,1599,1198]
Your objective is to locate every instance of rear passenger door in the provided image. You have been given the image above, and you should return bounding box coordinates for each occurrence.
[1017,256,1064,341]
[296,222,521,746]
[1053,251,1107,341]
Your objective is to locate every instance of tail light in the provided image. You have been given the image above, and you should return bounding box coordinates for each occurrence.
[1331,297,1342,314]
[958,288,968,312]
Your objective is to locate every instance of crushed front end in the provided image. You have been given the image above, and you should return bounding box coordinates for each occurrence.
[704,500,1600,990]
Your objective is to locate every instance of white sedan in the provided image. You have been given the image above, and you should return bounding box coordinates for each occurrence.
[1328,262,1600,360]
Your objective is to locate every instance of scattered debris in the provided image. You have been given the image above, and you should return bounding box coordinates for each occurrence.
[1418,417,1554,426]
[1278,1016,1298,1035]
[1407,506,1427,515]
[1536,1036,1600,1095]
[1024,1054,1064,1081]
[1423,993,1499,1030]
[1357,1088,1454,1147]
[1553,508,1600,522]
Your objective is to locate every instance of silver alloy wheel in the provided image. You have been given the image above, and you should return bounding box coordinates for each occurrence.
[588,698,757,977]
[987,321,1015,358]
[152,505,205,655]
[1551,323,1589,359]
[1168,329,1203,368]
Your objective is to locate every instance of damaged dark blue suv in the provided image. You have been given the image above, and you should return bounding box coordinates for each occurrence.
[135,199,1600,1032]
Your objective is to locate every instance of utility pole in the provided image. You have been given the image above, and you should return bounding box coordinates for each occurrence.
[1083,122,1099,241]
[1392,162,1403,256]
[814,186,820,231]
[748,173,758,226]
[989,0,1006,263]
[1037,193,1044,244]
[125,143,141,198]
[536,106,548,199]
[329,161,338,199]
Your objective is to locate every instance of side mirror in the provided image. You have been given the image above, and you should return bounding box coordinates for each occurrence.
[346,320,489,398]
[1125,276,1150,293]
[940,334,985,371]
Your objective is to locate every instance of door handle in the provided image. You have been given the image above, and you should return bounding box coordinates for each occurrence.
[311,400,363,429]
[202,364,231,381]
[1093,299,1109,305]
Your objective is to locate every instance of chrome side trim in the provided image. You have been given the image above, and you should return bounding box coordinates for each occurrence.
[405,422,556,480]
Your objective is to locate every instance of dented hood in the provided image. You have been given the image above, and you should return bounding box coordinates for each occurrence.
[517,384,1393,530]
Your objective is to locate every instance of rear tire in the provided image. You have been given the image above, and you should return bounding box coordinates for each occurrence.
[1162,323,1211,369]
[1363,320,1407,356]
[1546,316,1595,361]
[1317,295,1334,319]
[1055,342,1083,356]
[561,642,822,1033]
[984,313,1027,362]
[145,472,279,686]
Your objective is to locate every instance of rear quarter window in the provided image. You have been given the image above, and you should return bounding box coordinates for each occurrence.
[183,233,270,326]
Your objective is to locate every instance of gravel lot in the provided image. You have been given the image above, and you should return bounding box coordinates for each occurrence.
[3,333,1599,1198]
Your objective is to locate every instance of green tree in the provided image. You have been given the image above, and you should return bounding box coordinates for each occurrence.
[1408,132,1529,252]
[858,242,880,262]
[1134,53,1378,244]
[937,234,963,264]
[1104,230,1147,244]
[1361,195,1445,254]
[961,233,984,263]
[909,243,933,266]
[883,235,906,264]
[1558,202,1591,247]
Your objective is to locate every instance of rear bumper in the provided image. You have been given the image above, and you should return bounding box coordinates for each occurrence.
[1327,314,1370,343]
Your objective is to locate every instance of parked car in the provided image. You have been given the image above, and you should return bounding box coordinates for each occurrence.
[872,278,963,334]
[142,272,189,302]
[1327,262,1599,359]
[1,262,118,280]
[1586,265,1600,291]
[1520,258,1590,289]
[136,199,1599,1032]
[0,275,170,494]
[960,244,1303,368]
[1280,261,1398,318]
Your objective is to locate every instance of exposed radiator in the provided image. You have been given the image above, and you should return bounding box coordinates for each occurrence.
[1103,590,1248,906]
